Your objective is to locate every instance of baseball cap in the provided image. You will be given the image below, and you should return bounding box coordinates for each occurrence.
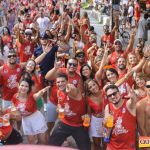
[75,49,85,57]
[114,39,122,45]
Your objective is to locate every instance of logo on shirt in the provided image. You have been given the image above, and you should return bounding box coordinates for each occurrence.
[64,102,76,117]
[3,69,8,74]
[113,117,128,135]
[7,75,17,89]
[72,80,77,85]
[24,45,31,55]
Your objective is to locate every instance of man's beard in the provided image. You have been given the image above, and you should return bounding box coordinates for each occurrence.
[118,65,126,70]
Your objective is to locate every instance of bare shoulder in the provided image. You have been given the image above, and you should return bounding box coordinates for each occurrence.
[136,97,147,109]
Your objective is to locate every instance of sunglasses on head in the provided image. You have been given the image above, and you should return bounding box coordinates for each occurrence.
[146,85,150,88]
[8,55,16,58]
[68,62,77,67]
[107,91,118,98]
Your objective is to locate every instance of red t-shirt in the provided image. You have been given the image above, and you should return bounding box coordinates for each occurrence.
[0,64,22,100]
[2,35,13,46]
[57,90,86,127]
[12,93,37,114]
[50,68,81,105]
[18,40,35,63]
[109,51,126,68]
[107,101,136,150]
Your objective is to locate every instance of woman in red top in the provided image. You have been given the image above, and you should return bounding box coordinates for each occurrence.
[22,59,42,92]
[1,27,13,48]
[12,78,49,144]
[86,79,105,150]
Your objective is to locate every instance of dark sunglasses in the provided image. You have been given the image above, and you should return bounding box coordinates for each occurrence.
[107,91,118,98]
[146,85,150,88]
[68,62,77,67]
[8,55,16,58]
[77,55,84,58]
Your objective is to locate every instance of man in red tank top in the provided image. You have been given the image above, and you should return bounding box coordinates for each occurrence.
[0,50,22,109]
[104,84,137,150]
[49,73,91,150]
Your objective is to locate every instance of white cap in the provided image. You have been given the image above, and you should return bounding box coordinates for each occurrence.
[25,29,32,34]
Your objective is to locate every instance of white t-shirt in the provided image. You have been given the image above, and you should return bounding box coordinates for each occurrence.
[128,6,134,17]
[36,17,50,36]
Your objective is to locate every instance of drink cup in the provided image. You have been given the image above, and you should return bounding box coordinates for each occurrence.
[106,115,114,128]
[103,127,112,143]
[58,108,65,119]
[83,115,90,127]
[3,114,10,126]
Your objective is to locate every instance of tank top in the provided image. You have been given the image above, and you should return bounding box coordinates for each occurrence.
[107,100,136,150]
[57,90,86,127]
[0,64,22,100]
[87,97,103,115]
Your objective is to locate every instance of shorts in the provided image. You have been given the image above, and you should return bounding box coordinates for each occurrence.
[1,128,22,145]
[46,101,57,123]
[22,110,48,135]
[89,115,104,137]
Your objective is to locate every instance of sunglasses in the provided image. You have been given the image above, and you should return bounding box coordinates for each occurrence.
[8,55,16,58]
[107,91,118,98]
[77,55,84,58]
[68,62,77,67]
[137,45,142,48]
[146,85,150,88]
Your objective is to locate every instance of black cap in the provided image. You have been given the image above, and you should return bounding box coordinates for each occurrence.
[40,33,49,40]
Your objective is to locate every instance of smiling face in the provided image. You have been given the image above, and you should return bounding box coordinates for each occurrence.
[117,57,126,70]
[106,88,121,105]
[87,80,99,94]
[26,60,36,73]
[128,53,137,66]
[56,77,67,91]
[7,52,17,65]
[81,66,91,79]
[18,81,30,95]
[106,70,118,83]
[67,59,78,73]
[135,77,146,88]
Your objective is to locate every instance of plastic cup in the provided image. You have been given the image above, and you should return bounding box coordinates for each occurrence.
[83,115,90,127]
[106,115,114,128]
[58,108,65,119]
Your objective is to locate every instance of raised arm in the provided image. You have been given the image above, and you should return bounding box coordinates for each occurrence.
[35,43,53,64]
[45,61,62,80]
[33,86,50,100]
[126,29,136,54]
[66,84,81,100]
[95,47,109,82]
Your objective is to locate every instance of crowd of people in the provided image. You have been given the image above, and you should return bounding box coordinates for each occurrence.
[0,0,149,150]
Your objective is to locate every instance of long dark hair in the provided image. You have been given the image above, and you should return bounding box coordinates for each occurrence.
[85,79,100,96]
[80,64,94,82]
[19,78,34,94]
[3,27,11,35]
[0,36,4,55]
[25,59,36,74]
[105,68,119,81]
